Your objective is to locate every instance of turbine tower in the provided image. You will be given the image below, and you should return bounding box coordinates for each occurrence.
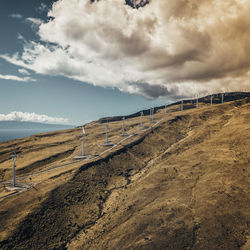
[11,152,17,187]
[140,111,144,129]
[73,126,90,160]
[181,100,183,111]
[121,117,128,136]
[102,121,114,146]
[82,126,86,156]
[106,122,109,144]
[150,107,154,123]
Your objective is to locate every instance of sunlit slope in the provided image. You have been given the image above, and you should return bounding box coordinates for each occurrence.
[68,99,250,250]
[0,96,249,249]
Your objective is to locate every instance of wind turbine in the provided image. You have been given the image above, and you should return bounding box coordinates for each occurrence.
[196,94,199,108]
[150,107,154,123]
[106,122,109,144]
[221,93,224,104]
[180,100,184,111]
[121,117,128,136]
[11,152,17,187]
[73,126,90,160]
[102,121,114,146]
[82,126,86,156]
[140,111,144,130]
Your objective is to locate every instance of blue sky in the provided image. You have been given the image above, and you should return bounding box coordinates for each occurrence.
[0,0,167,125]
[1,0,249,125]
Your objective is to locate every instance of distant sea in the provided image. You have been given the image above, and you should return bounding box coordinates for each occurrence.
[0,128,71,143]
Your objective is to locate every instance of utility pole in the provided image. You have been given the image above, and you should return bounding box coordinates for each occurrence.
[210,94,213,106]
[181,100,183,111]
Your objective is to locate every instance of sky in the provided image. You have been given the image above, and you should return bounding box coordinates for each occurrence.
[0,0,249,125]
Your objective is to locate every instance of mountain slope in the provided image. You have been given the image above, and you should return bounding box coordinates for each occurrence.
[69,98,250,249]
[0,95,249,249]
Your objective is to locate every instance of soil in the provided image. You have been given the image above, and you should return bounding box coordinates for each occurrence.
[0,93,249,249]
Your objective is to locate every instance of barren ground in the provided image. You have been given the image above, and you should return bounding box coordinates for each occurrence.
[0,95,249,249]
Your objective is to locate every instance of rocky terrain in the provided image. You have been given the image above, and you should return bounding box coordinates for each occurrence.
[0,93,249,249]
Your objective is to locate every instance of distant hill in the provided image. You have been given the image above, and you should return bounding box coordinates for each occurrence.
[98,91,250,123]
[0,121,74,130]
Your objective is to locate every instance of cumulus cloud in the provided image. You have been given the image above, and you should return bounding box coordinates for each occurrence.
[0,111,69,124]
[2,0,250,99]
[9,13,23,19]
[0,74,35,82]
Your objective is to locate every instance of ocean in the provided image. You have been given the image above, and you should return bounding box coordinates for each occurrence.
[0,128,68,143]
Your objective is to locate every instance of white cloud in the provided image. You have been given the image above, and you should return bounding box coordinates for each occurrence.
[18,69,30,75]
[2,0,250,99]
[0,111,69,124]
[26,17,43,26]
[0,74,35,82]
[9,13,23,19]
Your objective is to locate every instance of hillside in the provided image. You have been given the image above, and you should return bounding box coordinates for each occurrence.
[0,93,249,249]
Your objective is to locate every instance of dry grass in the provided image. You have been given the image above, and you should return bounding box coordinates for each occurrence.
[0,97,249,249]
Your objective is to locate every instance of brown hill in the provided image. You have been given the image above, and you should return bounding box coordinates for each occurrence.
[0,94,250,249]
